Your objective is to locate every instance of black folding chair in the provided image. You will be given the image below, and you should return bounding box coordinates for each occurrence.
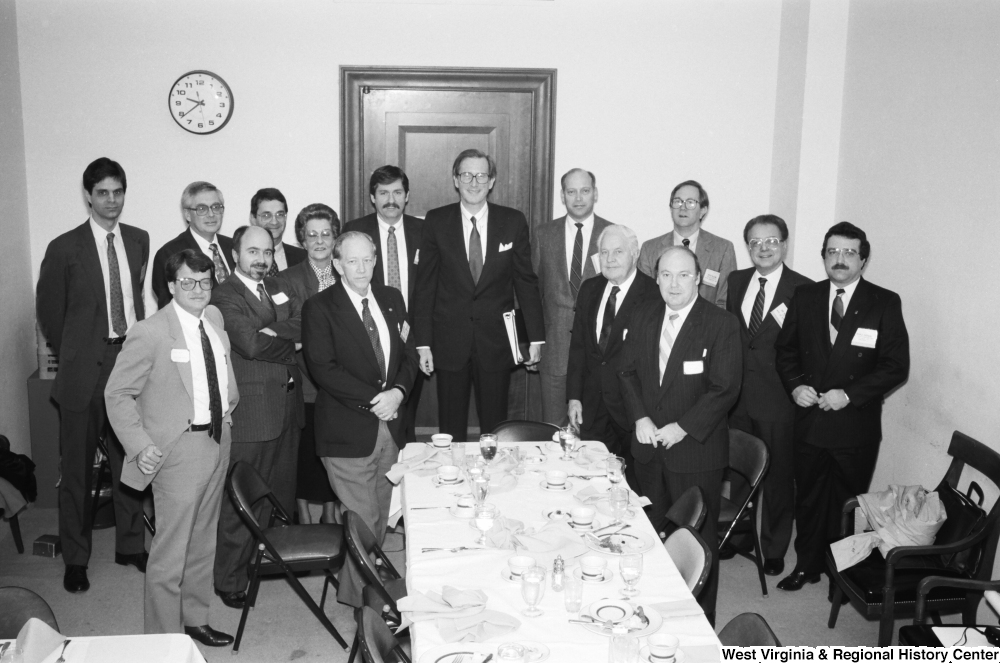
[662,485,707,539]
[356,605,411,663]
[91,432,155,535]
[665,526,713,599]
[0,587,59,638]
[491,419,560,443]
[718,429,770,596]
[718,613,782,646]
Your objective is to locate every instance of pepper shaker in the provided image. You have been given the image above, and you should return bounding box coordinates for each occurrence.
[552,554,565,592]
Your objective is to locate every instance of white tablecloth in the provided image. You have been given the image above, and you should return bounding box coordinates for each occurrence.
[394,442,723,662]
[0,634,205,663]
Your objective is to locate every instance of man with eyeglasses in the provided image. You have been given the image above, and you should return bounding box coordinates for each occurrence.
[152,181,236,309]
[209,225,303,609]
[637,180,737,308]
[412,149,545,441]
[105,249,238,645]
[249,187,306,275]
[774,222,909,592]
[723,215,812,577]
[36,157,149,594]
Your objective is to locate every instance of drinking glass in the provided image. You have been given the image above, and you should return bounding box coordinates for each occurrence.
[451,441,466,467]
[563,576,583,613]
[480,433,498,463]
[474,503,498,545]
[609,486,629,525]
[520,566,546,617]
[472,474,491,505]
[619,553,642,598]
[606,456,625,486]
[508,445,524,475]
[558,426,579,460]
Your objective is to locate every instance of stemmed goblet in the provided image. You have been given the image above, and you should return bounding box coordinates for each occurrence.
[520,566,546,617]
[473,503,498,546]
[620,553,642,598]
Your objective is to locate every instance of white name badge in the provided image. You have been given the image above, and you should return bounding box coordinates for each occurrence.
[683,360,704,375]
[851,328,878,348]
[591,253,601,273]
[702,269,720,288]
[771,303,788,327]
[272,292,289,305]
[171,349,190,363]
[622,328,628,341]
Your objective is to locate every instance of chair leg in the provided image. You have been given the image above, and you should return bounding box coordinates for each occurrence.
[749,513,768,597]
[10,513,24,554]
[347,633,360,663]
[828,584,844,628]
[878,608,895,646]
[283,570,350,649]
[929,611,943,626]
[233,574,260,653]
[90,458,108,529]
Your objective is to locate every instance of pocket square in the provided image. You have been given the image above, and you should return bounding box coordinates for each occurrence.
[499,242,513,252]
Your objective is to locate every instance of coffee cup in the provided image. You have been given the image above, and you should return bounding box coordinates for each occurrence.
[456,494,475,509]
[545,470,568,488]
[437,465,460,483]
[647,634,680,661]
[507,555,536,579]
[579,555,607,581]
[570,506,596,528]
[431,433,453,449]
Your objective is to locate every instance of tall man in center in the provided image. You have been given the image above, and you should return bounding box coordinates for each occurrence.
[532,168,611,425]
[412,149,545,440]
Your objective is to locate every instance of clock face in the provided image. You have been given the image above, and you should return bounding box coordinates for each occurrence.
[168,71,233,135]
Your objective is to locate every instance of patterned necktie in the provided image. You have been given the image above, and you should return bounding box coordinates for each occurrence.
[362,298,387,384]
[598,286,620,352]
[831,288,845,342]
[386,225,402,292]
[468,216,483,285]
[209,243,230,283]
[266,260,279,278]
[199,320,223,443]
[570,222,584,296]
[106,233,127,336]
[257,283,275,316]
[747,277,767,337]
[659,313,680,384]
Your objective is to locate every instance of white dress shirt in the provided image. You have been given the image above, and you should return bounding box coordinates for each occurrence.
[828,277,861,343]
[460,203,489,261]
[188,228,227,274]
[343,284,392,386]
[740,263,784,326]
[595,268,638,339]
[272,242,288,271]
[173,301,230,425]
[658,295,698,380]
[565,214,594,281]
[89,217,137,337]
[234,270,265,300]
[378,215,409,307]
[673,228,700,253]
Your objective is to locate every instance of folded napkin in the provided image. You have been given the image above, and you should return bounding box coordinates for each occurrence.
[16,617,65,663]
[576,484,652,513]
[575,444,611,468]
[488,472,518,494]
[386,447,444,484]
[397,586,520,643]
[438,609,521,643]
[651,598,704,618]
[486,518,588,565]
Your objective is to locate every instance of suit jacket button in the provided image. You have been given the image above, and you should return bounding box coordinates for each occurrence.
[656,406,662,411]
[857,352,863,357]
[601,361,607,366]
[849,375,854,380]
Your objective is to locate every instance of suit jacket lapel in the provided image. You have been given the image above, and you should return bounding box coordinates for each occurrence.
[76,223,109,326]
[555,217,571,289]
[166,305,195,402]
[660,300,703,394]
[756,267,794,335]
[604,276,643,355]
[582,218,606,280]
[335,283,383,378]
[371,287,401,378]
[122,228,146,320]
[477,209,504,289]
[827,279,869,369]
[733,271,751,328]
[586,276,609,351]
[238,278,277,323]
[369,222,385,288]
[403,216,420,273]
[450,209,477,290]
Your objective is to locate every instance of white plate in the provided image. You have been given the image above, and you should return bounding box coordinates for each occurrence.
[581,603,664,638]
[543,508,571,522]
[539,480,574,492]
[567,519,601,532]
[574,566,613,584]
[418,644,493,663]
[641,646,686,663]
[449,505,474,519]
[585,531,654,555]
[432,476,463,488]
[590,599,633,623]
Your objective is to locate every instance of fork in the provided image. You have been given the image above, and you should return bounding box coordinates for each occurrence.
[420,546,486,553]
[55,639,71,663]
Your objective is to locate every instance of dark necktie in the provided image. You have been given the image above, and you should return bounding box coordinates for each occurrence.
[266,259,279,278]
[209,244,230,283]
[468,216,483,285]
[386,225,402,292]
[106,233,127,336]
[362,298,387,385]
[682,238,690,248]
[598,285,620,352]
[747,277,767,337]
[570,222,584,296]
[199,320,223,443]
[257,283,275,316]
[831,288,845,331]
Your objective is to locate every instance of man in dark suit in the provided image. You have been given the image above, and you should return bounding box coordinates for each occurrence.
[532,169,612,425]
[774,222,909,591]
[36,157,149,593]
[302,231,418,606]
[412,149,545,441]
[249,187,306,275]
[152,181,236,309]
[343,166,424,441]
[620,246,742,621]
[567,224,658,491]
[725,215,813,577]
[210,225,303,609]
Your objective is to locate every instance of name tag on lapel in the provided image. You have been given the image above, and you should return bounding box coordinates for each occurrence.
[684,360,704,375]
[400,321,410,343]
[771,303,788,327]
[591,253,601,273]
[622,328,628,341]
[414,249,420,265]
[272,292,289,305]
[851,328,878,348]
[499,242,513,252]
[702,269,720,287]
[171,349,190,363]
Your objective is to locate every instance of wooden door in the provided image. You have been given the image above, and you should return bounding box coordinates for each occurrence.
[341,67,556,431]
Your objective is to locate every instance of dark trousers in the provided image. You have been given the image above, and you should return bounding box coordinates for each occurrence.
[729,413,795,560]
[792,439,880,574]
[58,343,145,567]
[635,450,723,617]
[213,388,300,594]
[581,402,639,494]
[436,358,511,442]
[403,371,426,442]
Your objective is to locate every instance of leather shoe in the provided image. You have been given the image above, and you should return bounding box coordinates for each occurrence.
[184,625,234,647]
[763,558,785,576]
[777,570,821,591]
[64,565,90,593]
[216,589,247,609]
[115,551,149,573]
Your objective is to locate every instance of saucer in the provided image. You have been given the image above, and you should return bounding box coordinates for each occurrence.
[543,508,571,522]
[567,520,599,532]
[501,568,531,583]
[539,480,574,492]
[641,646,686,663]
[449,505,474,519]
[573,567,612,584]
[432,476,462,488]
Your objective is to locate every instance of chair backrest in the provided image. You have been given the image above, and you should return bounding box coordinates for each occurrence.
[491,419,560,442]
[227,461,279,535]
[665,485,707,531]
[664,526,712,598]
[344,511,402,615]
[718,613,782,646]
[728,429,769,488]
[0,587,59,639]
[357,606,410,663]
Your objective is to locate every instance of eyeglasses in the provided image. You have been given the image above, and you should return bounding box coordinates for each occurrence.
[825,248,860,259]
[185,204,225,216]
[748,237,783,250]
[670,198,700,210]
[458,172,491,184]
[659,271,698,282]
[174,277,214,291]
[256,211,287,222]
[305,230,334,239]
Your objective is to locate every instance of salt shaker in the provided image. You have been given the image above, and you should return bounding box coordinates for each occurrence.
[551,554,565,592]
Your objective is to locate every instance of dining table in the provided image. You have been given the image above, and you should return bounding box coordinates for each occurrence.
[391,440,724,663]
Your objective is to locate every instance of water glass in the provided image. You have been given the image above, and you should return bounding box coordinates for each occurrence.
[563,575,583,613]
[609,486,629,524]
[0,644,24,663]
[497,643,527,662]
[474,502,498,545]
[521,566,546,617]
[480,433,498,463]
[451,442,466,467]
[606,456,625,486]
[558,426,578,460]
[508,445,524,475]
[472,474,491,505]
[620,553,642,598]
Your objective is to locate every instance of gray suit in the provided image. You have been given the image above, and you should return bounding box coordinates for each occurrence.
[531,215,611,424]
[637,229,737,308]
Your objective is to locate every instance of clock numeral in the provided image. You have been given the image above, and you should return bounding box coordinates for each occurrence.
[209,121,215,126]
[196,80,205,85]
[187,120,192,125]
[184,83,192,88]
[219,102,226,108]
[177,90,186,96]
[175,101,181,106]
[216,113,223,118]
[198,123,204,128]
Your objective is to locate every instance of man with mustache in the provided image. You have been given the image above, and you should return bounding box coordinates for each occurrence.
[209,225,303,609]
[774,222,909,591]
[343,166,424,441]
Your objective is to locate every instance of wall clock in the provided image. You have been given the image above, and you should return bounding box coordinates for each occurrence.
[168,70,233,135]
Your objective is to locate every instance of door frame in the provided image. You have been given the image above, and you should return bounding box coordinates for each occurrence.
[339,66,557,228]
